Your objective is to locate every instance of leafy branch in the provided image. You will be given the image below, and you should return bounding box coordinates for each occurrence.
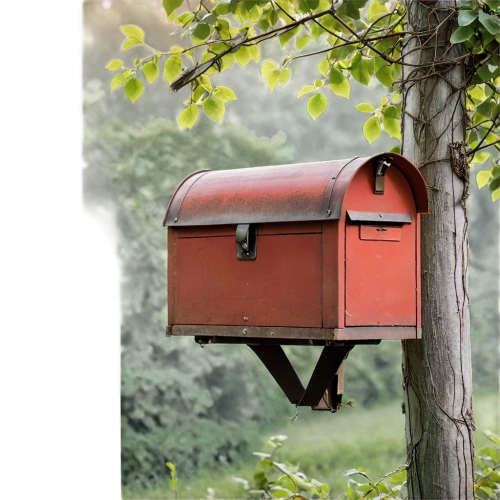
[107,0,500,198]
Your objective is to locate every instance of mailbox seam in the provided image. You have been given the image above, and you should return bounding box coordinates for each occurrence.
[171,171,210,225]
[163,169,210,226]
[325,156,358,216]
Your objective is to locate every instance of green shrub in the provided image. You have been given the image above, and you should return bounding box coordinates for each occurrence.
[162,429,500,500]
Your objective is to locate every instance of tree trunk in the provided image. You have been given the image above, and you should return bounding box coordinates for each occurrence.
[401,1,475,498]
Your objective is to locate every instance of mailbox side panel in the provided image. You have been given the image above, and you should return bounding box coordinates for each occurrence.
[173,224,323,328]
[416,213,421,329]
[167,227,177,327]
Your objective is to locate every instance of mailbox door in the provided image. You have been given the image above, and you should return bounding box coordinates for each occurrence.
[343,164,418,327]
[171,222,323,328]
[345,219,417,326]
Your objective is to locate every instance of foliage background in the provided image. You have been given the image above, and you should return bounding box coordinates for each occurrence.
[82,0,499,496]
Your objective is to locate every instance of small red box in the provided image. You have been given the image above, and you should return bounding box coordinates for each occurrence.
[164,153,428,344]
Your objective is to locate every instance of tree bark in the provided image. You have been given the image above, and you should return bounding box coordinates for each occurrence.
[401,1,475,498]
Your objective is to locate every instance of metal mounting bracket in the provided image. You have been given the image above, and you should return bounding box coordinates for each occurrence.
[374,157,392,195]
[236,224,257,260]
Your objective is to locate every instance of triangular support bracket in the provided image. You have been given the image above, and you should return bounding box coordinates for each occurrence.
[248,344,354,413]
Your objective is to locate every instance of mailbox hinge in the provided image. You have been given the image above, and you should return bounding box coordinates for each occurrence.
[374,156,392,195]
[236,224,257,260]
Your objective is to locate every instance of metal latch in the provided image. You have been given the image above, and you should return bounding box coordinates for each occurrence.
[236,224,257,260]
[374,157,392,194]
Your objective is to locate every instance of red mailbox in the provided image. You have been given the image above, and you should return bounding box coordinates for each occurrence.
[164,153,429,412]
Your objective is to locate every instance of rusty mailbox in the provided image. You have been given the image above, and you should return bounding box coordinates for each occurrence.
[164,153,429,412]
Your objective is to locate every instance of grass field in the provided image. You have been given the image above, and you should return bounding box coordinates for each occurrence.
[123,391,498,499]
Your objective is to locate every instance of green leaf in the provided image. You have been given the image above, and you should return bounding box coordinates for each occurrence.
[355,103,376,113]
[179,104,199,129]
[389,145,401,153]
[477,65,494,82]
[376,67,394,87]
[296,35,312,50]
[382,105,400,119]
[298,0,320,13]
[110,70,132,92]
[124,78,144,103]
[105,59,124,71]
[278,475,297,493]
[122,38,142,51]
[235,46,251,67]
[253,470,269,490]
[458,9,478,26]
[307,93,328,121]
[203,96,225,122]
[163,0,184,16]
[329,67,350,99]
[297,84,317,98]
[477,170,491,189]
[213,86,237,102]
[484,0,500,10]
[261,60,277,79]
[382,115,401,140]
[258,458,274,467]
[479,10,500,35]
[279,68,291,86]
[317,57,330,76]
[368,0,388,23]
[110,74,124,92]
[192,22,211,41]
[266,70,280,91]
[363,116,382,144]
[450,24,475,43]
[202,13,217,25]
[484,430,500,446]
[337,0,364,20]
[483,0,500,10]
[270,486,293,498]
[142,61,159,84]
[120,25,145,41]
[480,485,495,498]
[279,26,300,49]
[176,11,195,25]
[164,55,182,84]
[472,152,491,164]
[477,446,500,462]
[248,45,260,63]
[166,461,176,473]
[351,55,373,85]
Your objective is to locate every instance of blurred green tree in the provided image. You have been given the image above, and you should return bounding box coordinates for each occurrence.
[84,116,299,486]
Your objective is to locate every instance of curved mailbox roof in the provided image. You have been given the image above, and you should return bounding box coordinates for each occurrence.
[163,153,429,226]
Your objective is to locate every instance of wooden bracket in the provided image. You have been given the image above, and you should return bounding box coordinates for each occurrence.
[248,344,353,413]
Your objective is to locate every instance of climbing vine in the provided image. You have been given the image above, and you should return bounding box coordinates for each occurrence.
[107,0,500,197]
